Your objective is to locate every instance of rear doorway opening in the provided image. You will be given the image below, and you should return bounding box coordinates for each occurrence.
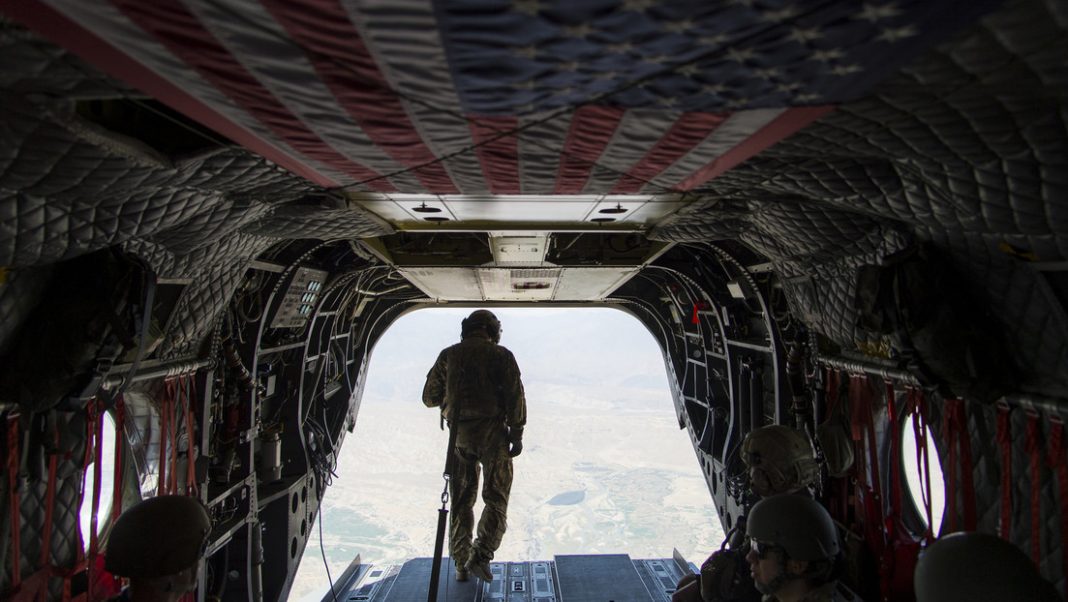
[291,307,724,601]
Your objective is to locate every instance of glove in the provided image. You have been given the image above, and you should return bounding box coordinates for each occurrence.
[507,427,524,458]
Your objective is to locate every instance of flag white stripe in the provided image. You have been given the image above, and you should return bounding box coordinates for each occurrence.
[187,0,422,191]
[45,0,354,186]
[641,109,784,193]
[348,0,489,194]
[518,112,575,195]
[581,109,682,195]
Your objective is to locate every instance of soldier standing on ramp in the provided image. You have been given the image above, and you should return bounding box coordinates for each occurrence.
[422,310,526,583]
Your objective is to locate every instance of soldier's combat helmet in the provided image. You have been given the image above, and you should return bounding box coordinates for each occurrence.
[746,494,840,561]
[914,532,1060,602]
[741,425,819,497]
[105,495,212,578]
[462,310,501,342]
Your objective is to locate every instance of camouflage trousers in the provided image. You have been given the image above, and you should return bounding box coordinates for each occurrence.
[448,418,514,568]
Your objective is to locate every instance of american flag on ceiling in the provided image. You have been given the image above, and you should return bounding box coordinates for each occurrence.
[3,0,999,194]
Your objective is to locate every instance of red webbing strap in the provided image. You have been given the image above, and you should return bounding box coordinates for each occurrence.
[37,417,59,602]
[181,377,197,495]
[1025,412,1042,565]
[907,389,935,541]
[996,403,1013,540]
[1047,419,1068,585]
[849,375,886,557]
[168,393,179,495]
[885,382,903,534]
[158,390,170,496]
[957,403,978,531]
[942,398,977,532]
[111,396,125,524]
[86,399,104,568]
[7,413,22,589]
[825,368,842,418]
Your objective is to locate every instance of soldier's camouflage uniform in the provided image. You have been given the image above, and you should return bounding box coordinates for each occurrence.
[422,330,526,568]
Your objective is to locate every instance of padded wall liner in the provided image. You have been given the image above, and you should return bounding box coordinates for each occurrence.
[653,0,1068,397]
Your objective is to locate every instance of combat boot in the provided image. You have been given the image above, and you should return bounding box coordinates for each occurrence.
[466,557,493,582]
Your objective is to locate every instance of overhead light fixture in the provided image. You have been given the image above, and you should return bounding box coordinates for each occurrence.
[598,203,628,215]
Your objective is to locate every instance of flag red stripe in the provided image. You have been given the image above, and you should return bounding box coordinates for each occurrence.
[110,0,397,191]
[468,117,520,195]
[676,106,833,191]
[263,0,458,194]
[553,106,626,194]
[0,0,339,188]
[611,112,728,194]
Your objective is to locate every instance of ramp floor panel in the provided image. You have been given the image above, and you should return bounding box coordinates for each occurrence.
[553,554,652,602]
[377,558,480,602]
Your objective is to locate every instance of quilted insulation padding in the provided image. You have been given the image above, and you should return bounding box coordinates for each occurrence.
[652,0,1068,396]
[0,29,393,360]
[0,410,89,597]
[933,399,1068,596]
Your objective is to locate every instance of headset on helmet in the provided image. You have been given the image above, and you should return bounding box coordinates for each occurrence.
[461,310,501,342]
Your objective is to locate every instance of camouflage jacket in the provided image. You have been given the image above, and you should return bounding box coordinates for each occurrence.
[422,332,526,428]
[762,581,849,602]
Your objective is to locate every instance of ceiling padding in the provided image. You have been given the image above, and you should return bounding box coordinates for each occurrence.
[651,0,1068,396]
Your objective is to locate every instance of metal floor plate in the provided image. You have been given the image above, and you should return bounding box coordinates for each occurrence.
[340,555,690,602]
[552,554,651,602]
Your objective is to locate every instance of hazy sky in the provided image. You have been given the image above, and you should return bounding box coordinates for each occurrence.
[290,307,726,600]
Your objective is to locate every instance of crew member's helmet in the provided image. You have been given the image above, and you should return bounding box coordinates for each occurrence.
[741,425,819,497]
[105,495,212,579]
[914,532,1060,602]
[746,494,840,561]
[462,310,501,342]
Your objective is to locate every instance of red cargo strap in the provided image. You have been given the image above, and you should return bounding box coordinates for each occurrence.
[1047,418,1068,584]
[86,399,105,592]
[848,375,886,557]
[6,412,22,590]
[158,393,170,496]
[36,416,60,602]
[1025,412,1042,565]
[111,396,125,524]
[180,377,198,495]
[906,388,935,541]
[941,398,977,533]
[885,382,904,533]
[996,403,1013,540]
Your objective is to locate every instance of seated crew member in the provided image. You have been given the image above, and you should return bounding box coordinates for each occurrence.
[673,425,819,602]
[914,532,1060,602]
[745,495,846,602]
[422,309,526,583]
[104,495,212,602]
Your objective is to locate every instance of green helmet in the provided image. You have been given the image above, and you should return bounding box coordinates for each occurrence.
[461,310,501,342]
[914,532,1060,602]
[105,495,212,578]
[746,495,840,561]
[741,425,819,497]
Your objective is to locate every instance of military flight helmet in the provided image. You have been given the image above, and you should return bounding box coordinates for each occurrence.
[105,495,212,579]
[746,494,840,562]
[462,309,501,342]
[914,532,1060,602]
[741,425,819,497]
